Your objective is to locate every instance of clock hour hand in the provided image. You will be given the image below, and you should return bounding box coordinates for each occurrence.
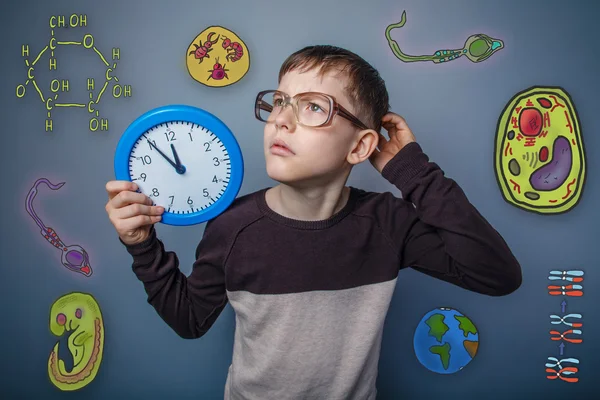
[170,143,186,174]
[147,140,184,174]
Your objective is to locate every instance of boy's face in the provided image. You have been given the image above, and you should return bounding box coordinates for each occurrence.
[263,68,366,187]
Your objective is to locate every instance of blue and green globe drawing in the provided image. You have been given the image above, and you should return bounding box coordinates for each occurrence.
[413,307,479,374]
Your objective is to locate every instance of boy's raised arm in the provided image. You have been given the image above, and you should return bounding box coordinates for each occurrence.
[121,220,228,338]
[372,114,522,296]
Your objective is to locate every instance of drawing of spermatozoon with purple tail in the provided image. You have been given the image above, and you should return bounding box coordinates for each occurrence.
[25,178,92,277]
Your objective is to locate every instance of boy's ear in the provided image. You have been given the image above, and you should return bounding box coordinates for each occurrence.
[347,129,379,165]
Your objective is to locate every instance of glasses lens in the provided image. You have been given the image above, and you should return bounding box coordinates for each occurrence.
[257,91,282,122]
[297,94,331,127]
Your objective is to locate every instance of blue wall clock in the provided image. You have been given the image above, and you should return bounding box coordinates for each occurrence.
[114,104,244,226]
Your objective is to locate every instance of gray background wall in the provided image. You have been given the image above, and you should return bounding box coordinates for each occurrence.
[1,0,597,398]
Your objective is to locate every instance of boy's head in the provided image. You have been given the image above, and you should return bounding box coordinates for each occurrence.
[256,45,390,188]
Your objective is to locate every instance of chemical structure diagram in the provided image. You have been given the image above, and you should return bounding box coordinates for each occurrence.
[545,269,585,383]
[15,14,132,132]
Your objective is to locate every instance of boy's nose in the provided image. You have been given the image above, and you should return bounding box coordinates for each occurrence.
[274,105,296,132]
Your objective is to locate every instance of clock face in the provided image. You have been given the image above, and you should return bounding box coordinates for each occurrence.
[128,121,231,214]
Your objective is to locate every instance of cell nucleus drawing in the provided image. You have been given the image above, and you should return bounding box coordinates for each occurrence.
[494,86,586,214]
[186,26,250,87]
[48,292,104,391]
[385,10,504,64]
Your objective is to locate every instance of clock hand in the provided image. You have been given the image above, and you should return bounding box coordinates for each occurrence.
[170,144,186,174]
[147,140,181,172]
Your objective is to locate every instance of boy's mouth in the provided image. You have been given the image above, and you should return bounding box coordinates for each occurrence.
[270,138,295,155]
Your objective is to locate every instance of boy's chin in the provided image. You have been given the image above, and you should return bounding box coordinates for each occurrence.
[266,165,310,185]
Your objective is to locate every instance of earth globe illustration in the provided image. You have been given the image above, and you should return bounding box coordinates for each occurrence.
[413,307,479,374]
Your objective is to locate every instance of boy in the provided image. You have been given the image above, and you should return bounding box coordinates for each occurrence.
[105,45,521,399]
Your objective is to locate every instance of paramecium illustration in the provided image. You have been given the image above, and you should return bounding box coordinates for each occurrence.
[385,10,504,64]
[48,292,104,391]
[186,26,250,88]
[26,178,92,276]
[494,87,586,214]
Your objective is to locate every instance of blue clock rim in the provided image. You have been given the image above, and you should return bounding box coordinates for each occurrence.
[114,104,244,226]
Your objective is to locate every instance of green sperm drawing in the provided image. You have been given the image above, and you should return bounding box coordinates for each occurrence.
[385,11,504,64]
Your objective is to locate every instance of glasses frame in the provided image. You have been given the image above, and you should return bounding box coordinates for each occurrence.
[254,90,370,130]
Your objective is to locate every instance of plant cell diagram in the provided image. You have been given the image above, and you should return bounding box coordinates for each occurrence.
[494,86,586,214]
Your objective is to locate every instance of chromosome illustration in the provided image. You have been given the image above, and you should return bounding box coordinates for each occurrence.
[26,178,92,277]
[545,270,584,383]
[494,87,586,214]
[413,307,478,374]
[48,292,104,391]
[546,357,579,383]
[385,11,504,64]
[186,26,250,87]
[15,14,133,132]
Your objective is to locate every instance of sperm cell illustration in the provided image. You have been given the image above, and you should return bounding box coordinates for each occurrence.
[385,10,504,64]
[25,178,92,277]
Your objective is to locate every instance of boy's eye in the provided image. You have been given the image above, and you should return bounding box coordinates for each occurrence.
[307,102,323,112]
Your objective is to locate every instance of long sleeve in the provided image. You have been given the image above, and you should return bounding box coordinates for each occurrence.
[121,219,229,338]
[381,142,522,296]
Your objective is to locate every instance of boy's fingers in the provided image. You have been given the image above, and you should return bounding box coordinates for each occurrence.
[113,203,164,220]
[377,133,388,149]
[382,113,408,129]
[117,214,161,232]
[111,190,150,209]
[106,180,138,200]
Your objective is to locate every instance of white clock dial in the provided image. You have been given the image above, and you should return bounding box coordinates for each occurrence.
[128,121,231,214]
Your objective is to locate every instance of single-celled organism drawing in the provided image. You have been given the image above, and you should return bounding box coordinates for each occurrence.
[48,292,104,391]
[25,178,92,277]
[385,10,504,64]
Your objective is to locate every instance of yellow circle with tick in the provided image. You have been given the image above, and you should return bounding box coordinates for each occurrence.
[185,26,250,88]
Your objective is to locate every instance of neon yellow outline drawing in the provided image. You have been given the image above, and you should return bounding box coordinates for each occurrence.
[15,14,133,132]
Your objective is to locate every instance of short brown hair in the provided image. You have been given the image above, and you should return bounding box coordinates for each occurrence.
[278,45,390,132]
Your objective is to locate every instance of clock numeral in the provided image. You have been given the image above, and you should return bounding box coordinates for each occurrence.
[132,172,147,182]
[212,175,219,183]
[203,188,209,198]
[188,132,193,141]
[151,188,159,197]
[137,155,152,165]
[213,157,220,166]
[148,140,157,150]
[187,196,194,205]
[204,142,211,152]
[164,131,176,141]
[168,195,174,205]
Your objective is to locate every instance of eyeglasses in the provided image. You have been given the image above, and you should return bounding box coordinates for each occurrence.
[254,90,369,130]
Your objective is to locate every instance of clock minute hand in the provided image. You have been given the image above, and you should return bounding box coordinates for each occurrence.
[147,140,179,171]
